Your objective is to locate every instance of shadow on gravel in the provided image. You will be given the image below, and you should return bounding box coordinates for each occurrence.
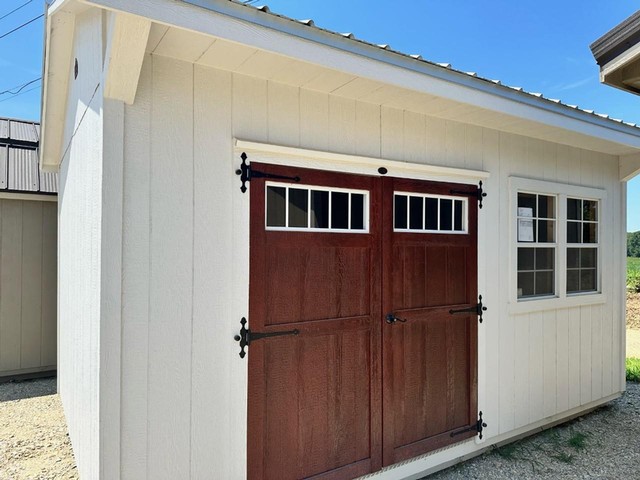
[0,376,57,402]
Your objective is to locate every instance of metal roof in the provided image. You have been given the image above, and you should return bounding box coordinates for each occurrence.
[591,10,640,67]
[0,117,57,195]
[223,0,640,130]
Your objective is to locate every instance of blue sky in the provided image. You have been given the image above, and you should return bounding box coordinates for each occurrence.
[0,0,639,230]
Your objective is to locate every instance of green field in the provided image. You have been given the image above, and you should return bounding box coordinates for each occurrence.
[629,257,640,292]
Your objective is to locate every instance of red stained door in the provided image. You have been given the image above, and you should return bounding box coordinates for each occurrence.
[247,164,478,479]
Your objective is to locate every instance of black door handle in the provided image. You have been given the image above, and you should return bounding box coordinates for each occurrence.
[385,313,407,324]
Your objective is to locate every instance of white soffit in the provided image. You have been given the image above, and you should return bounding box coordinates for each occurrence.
[43,0,640,168]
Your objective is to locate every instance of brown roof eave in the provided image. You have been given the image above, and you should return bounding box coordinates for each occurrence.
[591,10,640,66]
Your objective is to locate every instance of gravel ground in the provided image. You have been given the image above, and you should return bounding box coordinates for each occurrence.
[429,382,640,479]
[0,378,78,480]
[627,292,640,329]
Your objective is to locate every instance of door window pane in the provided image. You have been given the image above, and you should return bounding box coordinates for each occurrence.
[311,190,329,228]
[395,195,408,229]
[331,191,349,229]
[425,198,438,230]
[288,188,308,228]
[266,186,286,227]
[350,194,365,230]
[454,200,463,231]
[440,199,453,231]
[409,196,423,230]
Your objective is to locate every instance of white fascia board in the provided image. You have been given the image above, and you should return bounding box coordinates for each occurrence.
[40,1,76,171]
[80,0,640,152]
[0,192,57,202]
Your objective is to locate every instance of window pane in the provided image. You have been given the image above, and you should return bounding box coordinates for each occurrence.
[350,193,365,230]
[583,223,597,243]
[537,220,555,243]
[567,248,579,268]
[395,195,407,229]
[518,248,534,270]
[289,188,308,227]
[518,217,535,242]
[567,270,580,293]
[581,248,597,268]
[454,200,464,231]
[440,199,453,230]
[409,196,423,230]
[567,198,581,220]
[567,221,581,243]
[425,198,438,230]
[580,269,597,291]
[518,272,535,298]
[310,190,329,228]
[518,193,537,217]
[538,195,555,219]
[266,186,286,227]
[535,271,554,296]
[331,191,349,229]
[535,248,554,270]
[583,200,598,221]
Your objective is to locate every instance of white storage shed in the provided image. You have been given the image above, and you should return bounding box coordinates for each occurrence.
[41,1,640,479]
[0,117,57,381]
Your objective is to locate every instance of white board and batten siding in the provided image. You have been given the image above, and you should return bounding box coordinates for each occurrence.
[0,199,57,379]
[77,52,624,480]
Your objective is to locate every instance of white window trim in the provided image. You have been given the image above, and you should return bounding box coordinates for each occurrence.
[508,176,608,315]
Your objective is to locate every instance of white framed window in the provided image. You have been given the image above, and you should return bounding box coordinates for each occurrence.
[265,182,369,233]
[393,192,468,234]
[566,198,599,294]
[510,177,606,310]
[516,192,556,299]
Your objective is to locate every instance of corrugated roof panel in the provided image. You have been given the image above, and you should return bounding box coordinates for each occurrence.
[10,120,38,143]
[0,119,8,139]
[33,123,41,141]
[39,170,58,193]
[0,145,7,189]
[8,147,39,192]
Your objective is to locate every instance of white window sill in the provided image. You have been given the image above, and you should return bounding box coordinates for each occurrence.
[508,293,607,315]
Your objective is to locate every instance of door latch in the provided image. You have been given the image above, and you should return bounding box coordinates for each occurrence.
[385,313,408,324]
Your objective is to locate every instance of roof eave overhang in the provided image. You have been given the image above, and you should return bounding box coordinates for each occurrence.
[40,0,78,171]
[43,0,640,169]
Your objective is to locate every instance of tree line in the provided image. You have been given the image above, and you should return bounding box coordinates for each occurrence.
[629,231,640,257]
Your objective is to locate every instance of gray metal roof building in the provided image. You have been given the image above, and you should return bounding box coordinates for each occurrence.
[0,117,57,195]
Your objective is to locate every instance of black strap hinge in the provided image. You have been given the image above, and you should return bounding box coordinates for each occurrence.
[450,181,487,208]
[450,411,487,439]
[233,317,299,358]
[236,152,301,193]
[449,295,487,323]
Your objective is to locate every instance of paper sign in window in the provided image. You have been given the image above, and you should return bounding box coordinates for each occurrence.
[518,218,534,242]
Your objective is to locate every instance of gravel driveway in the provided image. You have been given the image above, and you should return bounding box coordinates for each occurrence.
[0,377,78,480]
[430,382,640,479]
[1,378,639,479]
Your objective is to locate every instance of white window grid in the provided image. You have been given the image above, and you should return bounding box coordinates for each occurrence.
[265,181,370,233]
[566,197,600,295]
[510,177,606,307]
[393,191,468,234]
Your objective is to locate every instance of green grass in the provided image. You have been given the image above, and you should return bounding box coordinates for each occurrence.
[626,357,640,382]
[628,257,640,293]
[567,432,588,451]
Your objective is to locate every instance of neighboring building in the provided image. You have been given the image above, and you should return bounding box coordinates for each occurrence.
[41,1,640,479]
[0,117,57,380]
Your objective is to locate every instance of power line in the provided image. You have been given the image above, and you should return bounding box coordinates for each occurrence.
[0,0,34,22]
[0,13,43,39]
[0,84,40,104]
[0,77,41,96]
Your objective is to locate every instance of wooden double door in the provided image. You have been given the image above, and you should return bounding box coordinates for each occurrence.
[247,163,478,480]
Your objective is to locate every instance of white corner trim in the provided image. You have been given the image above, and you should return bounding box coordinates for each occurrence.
[234,140,490,184]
